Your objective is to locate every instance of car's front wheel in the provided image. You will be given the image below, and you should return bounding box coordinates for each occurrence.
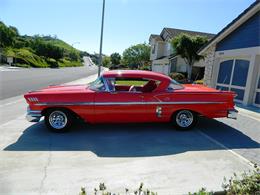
[172,110,197,130]
[45,109,73,133]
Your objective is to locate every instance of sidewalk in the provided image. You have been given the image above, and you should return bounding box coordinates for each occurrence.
[236,104,260,122]
[0,65,22,71]
[65,67,109,85]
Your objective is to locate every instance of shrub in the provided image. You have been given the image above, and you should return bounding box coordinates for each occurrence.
[169,72,189,83]
[80,182,157,195]
[139,65,150,71]
[46,58,59,68]
[58,58,82,67]
[6,48,49,68]
[190,163,260,195]
[33,40,64,60]
[169,72,185,80]
[194,80,204,85]
[15,63,30,68]
[222,163,260,195]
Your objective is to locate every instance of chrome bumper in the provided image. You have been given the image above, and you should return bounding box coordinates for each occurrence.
[227,109,238,119]
[26,108,42,122]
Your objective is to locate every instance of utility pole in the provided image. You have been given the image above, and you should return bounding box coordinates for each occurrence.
[98,0,105,77]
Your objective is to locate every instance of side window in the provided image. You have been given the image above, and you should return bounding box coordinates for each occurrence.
[89,77,106,91]
[106,78,116,92]
[114,78,160,93]
[115,78,148,87]
[167,80,184,91]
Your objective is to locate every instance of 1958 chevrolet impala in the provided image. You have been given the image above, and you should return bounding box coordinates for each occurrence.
[24,70,238,132]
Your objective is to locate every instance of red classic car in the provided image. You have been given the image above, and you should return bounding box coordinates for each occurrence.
[24,70,238,132]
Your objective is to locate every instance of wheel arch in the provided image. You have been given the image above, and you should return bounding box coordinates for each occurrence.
[41,107,82,121]
[171,109,201,120]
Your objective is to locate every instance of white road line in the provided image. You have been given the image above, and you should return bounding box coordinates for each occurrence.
[0,98,24,107]
[197,130,254,167]
[0,115,26,128]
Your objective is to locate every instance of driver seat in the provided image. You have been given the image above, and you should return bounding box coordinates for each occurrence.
[141,80,157,93]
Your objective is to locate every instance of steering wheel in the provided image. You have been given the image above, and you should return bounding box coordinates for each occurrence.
[129,85,136,92]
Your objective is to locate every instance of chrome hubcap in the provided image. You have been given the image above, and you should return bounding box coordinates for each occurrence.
[176,110,193,128]
[49,111,67,129]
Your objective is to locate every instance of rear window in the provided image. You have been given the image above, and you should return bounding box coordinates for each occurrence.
[167,80,184,91]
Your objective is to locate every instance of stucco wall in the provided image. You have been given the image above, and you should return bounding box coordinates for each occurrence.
[202,45,216,86]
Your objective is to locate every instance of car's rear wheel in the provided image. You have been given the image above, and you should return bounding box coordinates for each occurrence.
[172,110,197,130]
[45,109,72,133]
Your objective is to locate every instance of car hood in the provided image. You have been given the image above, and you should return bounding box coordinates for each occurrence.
[30,84,90,93]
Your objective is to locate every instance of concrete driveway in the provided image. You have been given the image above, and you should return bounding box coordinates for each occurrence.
[0,74,259,195]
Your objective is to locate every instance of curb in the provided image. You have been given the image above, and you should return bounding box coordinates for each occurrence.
[236,107,260,122]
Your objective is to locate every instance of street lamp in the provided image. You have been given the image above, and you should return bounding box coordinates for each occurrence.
[98,0,106,77]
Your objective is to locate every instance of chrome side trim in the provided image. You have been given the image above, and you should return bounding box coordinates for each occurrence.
[35,101,225,106]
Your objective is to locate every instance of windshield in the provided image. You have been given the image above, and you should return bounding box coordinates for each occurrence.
[89,77,106,91]
[167,79,184,91]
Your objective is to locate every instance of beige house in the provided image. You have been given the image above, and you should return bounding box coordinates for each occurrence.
[199,1,260,107]
[149,28,215,78]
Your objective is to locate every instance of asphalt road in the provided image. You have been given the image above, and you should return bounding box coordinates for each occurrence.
[0,64,259,194]
[0,63,98,100]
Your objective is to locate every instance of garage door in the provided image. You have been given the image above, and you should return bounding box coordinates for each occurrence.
[253,70,260,107]
[216,59,250,103]
[152,64,169,75]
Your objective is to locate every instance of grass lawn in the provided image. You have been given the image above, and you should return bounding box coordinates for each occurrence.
[116,80,147,86]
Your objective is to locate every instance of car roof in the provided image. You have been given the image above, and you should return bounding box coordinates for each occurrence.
[102,70,171,82]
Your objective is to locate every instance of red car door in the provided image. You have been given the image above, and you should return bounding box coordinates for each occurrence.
[140,91,170,122]
[94,91,148,123]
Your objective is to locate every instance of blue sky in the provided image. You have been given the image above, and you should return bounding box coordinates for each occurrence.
[0,0,255,55]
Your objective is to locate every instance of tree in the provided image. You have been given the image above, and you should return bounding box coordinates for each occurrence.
[102,56,111,67]
[122,43,150,68]
[171,33,208,80]
[9,26,19,36]
[31,37,64,60]
[68,50,80,61]
[110,52,121,65]
[0,22,18,47]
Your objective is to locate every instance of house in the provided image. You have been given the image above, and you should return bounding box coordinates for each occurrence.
[149,28,215,78]
[199,0,260,107]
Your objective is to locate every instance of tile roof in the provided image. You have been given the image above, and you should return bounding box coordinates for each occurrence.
[162,28,215,39]
[149,34,163,41]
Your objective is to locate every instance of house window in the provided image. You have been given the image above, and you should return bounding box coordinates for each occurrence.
[230,88,245,101]
[255,92,260,105]
[170,58,177,72]
[257,76,260,89]
[216,85,229,91]
[231,60,249,87]
[254,71,260,107]
[217,60,233,84]
[216,59,250,102]
[152,45,156,54]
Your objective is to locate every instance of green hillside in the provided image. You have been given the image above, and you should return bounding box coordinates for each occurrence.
[0,21,84,68]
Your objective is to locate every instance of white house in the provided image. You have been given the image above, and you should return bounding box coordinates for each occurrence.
[199,1,260,107]
[149,28,215,78]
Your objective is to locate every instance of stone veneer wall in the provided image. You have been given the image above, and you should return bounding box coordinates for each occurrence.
[202,45,216,87]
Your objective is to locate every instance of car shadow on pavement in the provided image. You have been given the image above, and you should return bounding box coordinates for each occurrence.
[4,118,260,157]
